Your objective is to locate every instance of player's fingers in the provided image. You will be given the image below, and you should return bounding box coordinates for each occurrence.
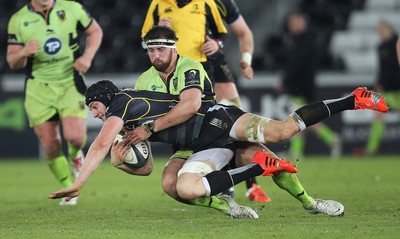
[49,192,64,199]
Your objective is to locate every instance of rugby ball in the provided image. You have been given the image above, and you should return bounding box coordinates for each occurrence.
[114,133,150,168]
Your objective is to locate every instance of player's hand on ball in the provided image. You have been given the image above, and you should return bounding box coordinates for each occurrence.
[124,126,151,144]
[110,139,131,167]
[49,184,81,201]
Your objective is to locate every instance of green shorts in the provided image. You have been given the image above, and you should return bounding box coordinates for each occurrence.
[170,149,193,160]
[25,79,87,127]
[382,90,400,110]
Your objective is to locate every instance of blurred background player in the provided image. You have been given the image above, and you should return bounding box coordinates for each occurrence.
[363,21,400,156]
[6,0,102,205]
[277,10,341,159]
[210,0,269,202]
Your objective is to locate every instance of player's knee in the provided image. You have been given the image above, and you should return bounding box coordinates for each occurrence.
[176,176,201,200]
[40,139,62,159]
[161,176,178,198]
[65,136,85,148]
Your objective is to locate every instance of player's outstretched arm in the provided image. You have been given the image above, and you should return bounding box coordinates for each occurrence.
[49,117,123,200]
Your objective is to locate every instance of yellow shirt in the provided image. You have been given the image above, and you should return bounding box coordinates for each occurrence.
[142,0,227,62]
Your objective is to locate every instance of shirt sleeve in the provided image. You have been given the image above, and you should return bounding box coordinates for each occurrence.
[219,0,240,24]
[207,0,228,35]
[72,2,93,31]
[176,61,205,94]
[7,14,23,45]
[141,1,159,38]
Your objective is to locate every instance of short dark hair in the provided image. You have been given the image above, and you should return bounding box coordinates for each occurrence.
[85,80,119,107]
[143,25,179,43]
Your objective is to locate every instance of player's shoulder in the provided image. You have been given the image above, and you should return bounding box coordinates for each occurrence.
[56,0,88,16]
[177,56,204,70]
[9,5,29,21]
[57,0,82,9]
[137,67,158,80]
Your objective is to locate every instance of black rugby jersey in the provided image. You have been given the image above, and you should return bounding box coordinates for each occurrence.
[106,89,246,152]
[107,89,209,149]
[215,0,241,24]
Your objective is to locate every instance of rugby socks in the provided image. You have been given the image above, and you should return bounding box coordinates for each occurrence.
[67,135,86,160]
[47,155,74,187]
[367,121,384,155]
[203,164,264,196]
[202,165,315,209]
[187,196,230,214]
[290,125,336,158]
[245,177,257,189]
[316,124,336,145]
[293,95,354,130]
[289,134,305,159]
[272,172,314,209]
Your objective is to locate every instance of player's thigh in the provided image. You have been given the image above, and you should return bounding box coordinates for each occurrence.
[34,120,62,157]
[214,82,239,101]
[58,81,87,120]
[24,79,59,127]
[61,117,86,143]
[175,148,234,198]
[231,113,271,142]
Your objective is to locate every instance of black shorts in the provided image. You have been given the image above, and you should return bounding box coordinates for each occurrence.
[201,61,215,84]
[210,51,236,83]
[193,104,245,153]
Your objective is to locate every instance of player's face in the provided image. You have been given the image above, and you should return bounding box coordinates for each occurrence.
[288,15,306,35]
[89,101,107,122]
[147,47,174,72]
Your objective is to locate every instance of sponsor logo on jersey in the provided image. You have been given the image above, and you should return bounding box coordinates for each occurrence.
[209,117,228,129]
[44,37,62,55]
[172,77,178,91]
[191,4,200,14]
[23,19,40,27]
[184,69,200,86]
[57,10,65,20]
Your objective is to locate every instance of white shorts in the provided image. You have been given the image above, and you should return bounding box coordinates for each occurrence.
[177,148,234,177]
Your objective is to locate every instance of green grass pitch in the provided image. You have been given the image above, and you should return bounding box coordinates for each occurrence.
[0,156,399,239]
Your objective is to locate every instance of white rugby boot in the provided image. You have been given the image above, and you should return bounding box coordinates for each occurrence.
[305,199,344,216]
[218,195,259,219]
[59,197,78,206]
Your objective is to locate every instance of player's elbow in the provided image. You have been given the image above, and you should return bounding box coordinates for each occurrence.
[7,60,22,70]
[187,100,202,115]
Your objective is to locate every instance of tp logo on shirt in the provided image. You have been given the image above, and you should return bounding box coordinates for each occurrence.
[44,38,62,55]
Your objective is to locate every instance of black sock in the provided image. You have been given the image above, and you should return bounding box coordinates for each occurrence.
[294,95,354,128]
[245,177,257,189]
[204,164,264,196]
